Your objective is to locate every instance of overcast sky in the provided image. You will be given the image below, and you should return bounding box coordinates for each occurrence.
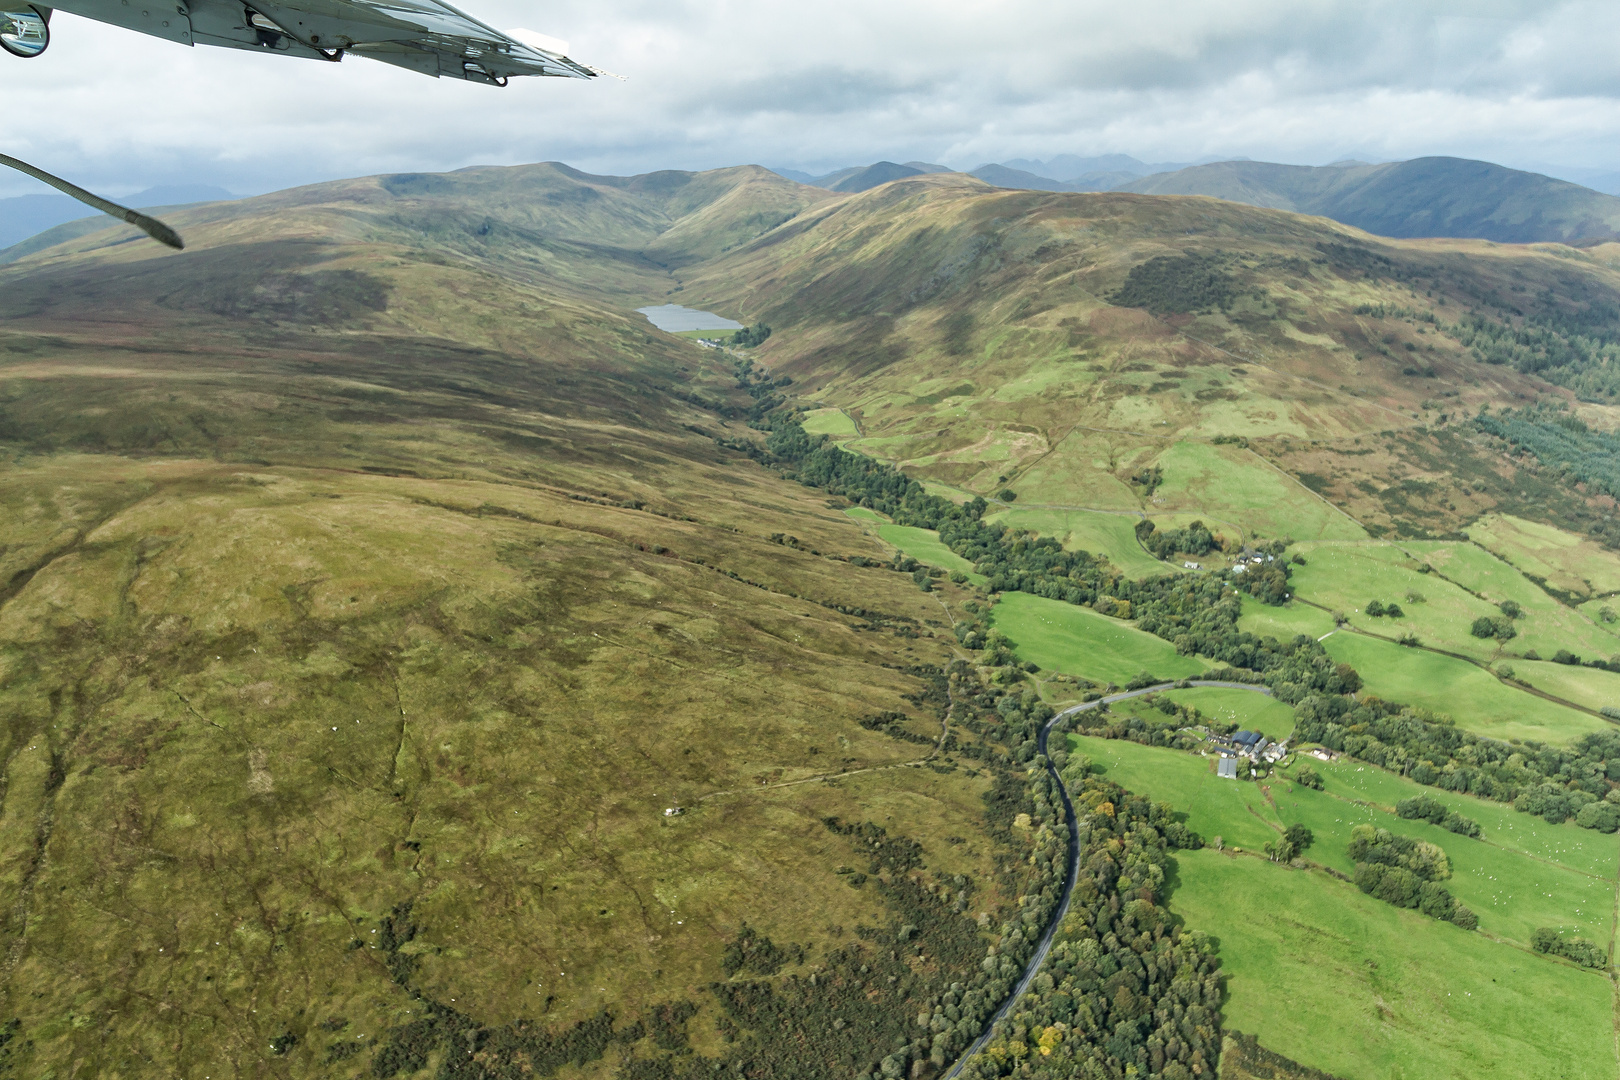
[4,0,1620,197]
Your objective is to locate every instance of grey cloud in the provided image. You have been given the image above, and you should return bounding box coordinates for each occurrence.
[689,65,932,118]
[1,0,1618,200]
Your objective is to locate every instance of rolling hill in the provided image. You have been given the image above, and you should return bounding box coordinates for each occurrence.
[685,171,1620,536]
[0,163,1023,1078]
[1115,156,1620,244]
[0,183,237,251]
[5,161,1620,1080]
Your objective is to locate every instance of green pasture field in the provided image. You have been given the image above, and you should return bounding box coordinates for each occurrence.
[1071,734,1618,947]
[990,592,1205,686]
[1509,660,1620,715]
[881,524,984,582]
[1466,513,1620,598]
[1235,596,1336,640]
[1321,632,1609,744]
[1270,780,1616,949]
[1399,540,1620,662]
[1149,441,1367,543]
[841,507,986,583]
[1069,731,1613,958]
[1577,599,1620,641]
[800,407,860,438]
[1172,850,1616,1080]
[1294,755,1620,881]
[982,507,1169,578]
[1160,686,1298,738]
[1068,734,1283,852]
[1290,541,1505,661]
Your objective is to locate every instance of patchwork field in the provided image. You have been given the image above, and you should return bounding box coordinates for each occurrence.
[1069,735,1620,1079]
[1289,540,1620,666]
[990,591,1206,686]
[995,431,1148,510]
[1398,540,1620,661]
[1300,755,1620,881]
[1320,632,1609,744]
[1071,734,1620,941]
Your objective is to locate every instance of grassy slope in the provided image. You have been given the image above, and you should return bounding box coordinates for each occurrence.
[1175,853,1613,1080]
[989,592,1205,685]
[840,509,987,584]
[1071,735,1619,1079]
[1511,660,1620,712]
[1320,633,1608,744]
[1237,596,1338,640]
[1399,541,1619,661]
[685,173,1620,551]
[802,407,861,437]
[0,184,1017,1077]
[1151,442,1366,544]
[1466,513,1620,598]
[1291,540,1620,663]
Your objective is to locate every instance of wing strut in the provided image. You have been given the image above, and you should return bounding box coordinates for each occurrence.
[0,153,185,250]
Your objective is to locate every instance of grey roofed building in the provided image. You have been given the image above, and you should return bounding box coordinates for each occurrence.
[1217,758,1239,780]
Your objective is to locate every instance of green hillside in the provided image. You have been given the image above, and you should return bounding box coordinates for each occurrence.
[1118,156,1620,244]
[687,172,1620,547]
[7,159,1620,1080]
[0,168,1018,1079]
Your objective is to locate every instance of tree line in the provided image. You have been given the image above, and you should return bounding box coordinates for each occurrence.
[960,776,1221,1080]
[1292,698,1620,833]
[1347,825,1478,930]
[1530,928,1606,969]
[1395,793,1481,837]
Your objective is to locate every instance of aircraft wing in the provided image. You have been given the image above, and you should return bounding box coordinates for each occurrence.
[43,0,600,84]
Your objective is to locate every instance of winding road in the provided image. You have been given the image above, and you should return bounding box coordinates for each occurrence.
[942,679,1275,1078]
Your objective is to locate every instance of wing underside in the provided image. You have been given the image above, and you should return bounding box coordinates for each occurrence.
[47,0,596,84]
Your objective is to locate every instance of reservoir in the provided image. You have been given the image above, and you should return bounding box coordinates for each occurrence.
[636,304,743,332]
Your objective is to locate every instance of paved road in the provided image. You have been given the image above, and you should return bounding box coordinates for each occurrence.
[941,679,1274,1078]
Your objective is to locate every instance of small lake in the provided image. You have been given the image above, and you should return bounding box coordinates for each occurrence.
[636,304,743,332]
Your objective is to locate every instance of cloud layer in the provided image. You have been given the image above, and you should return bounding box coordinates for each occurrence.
[3,0,1619,197]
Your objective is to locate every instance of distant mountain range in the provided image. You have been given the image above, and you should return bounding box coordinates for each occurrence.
[768,156,1620,245]
[1111,158,1620,244]
[0,184,235,250]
